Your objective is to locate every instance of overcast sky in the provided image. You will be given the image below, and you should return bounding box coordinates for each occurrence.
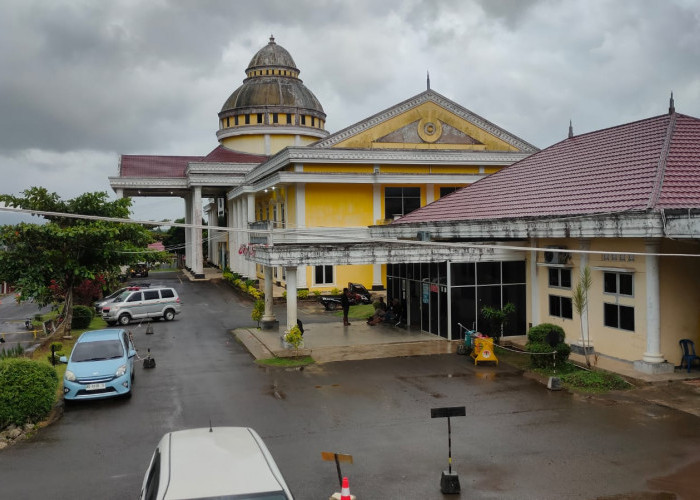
[1,0,699,225]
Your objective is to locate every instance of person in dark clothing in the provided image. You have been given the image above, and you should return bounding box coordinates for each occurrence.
[340,288,351,326]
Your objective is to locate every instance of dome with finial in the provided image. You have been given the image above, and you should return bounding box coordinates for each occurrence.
[217,36,327,154]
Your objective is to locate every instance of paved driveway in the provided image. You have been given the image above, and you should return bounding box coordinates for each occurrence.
[0,273,699,499]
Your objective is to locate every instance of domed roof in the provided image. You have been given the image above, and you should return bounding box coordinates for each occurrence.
[247,35,297,71]
[219,36,325,117]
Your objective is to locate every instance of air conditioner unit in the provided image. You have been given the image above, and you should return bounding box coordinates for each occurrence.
[544,246,570,264]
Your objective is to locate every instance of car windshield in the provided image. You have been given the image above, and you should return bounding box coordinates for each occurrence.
[116,290,132,301]
[71,340,124,362]
[104,288,126,301]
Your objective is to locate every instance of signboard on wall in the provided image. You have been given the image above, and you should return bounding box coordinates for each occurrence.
[422,282,429,303]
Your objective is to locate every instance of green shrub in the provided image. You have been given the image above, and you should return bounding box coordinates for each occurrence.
[331,287,340,295]
[526,323,571,369]
[298,289,309,299]
[244,279,256,288]
[252,299,265,325]
[71,305,94,329]
[0,358,58,427]
[312,290,322,297]
[560,370,630,392]
[284,325,303,354]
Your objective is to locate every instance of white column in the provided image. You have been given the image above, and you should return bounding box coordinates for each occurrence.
[446,261,452,340]
[246,193,257,280]
[207,205,214,264]
[192,186,204,278]
[262,266,275,322]
[285,267,298,332]
[227,197,236,273]
[425,184,435,205]
[643,240,663,363]
[372,184,383,289]
[529,239,539,327]
[115,188,124,198]
[184,194,192,269]
[264,134,270,155]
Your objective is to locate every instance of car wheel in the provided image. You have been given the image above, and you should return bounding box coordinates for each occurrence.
[123,390,132,400]
[327,301,339,311]
[106,321,117,326]
[163,309,175,321]
[118,314,131,326]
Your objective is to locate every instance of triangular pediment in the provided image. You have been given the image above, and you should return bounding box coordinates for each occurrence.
[312,90,538,153]
[376,120,484,146]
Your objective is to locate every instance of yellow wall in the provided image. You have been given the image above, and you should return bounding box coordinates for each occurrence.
[221,135,266,155]
[305,184,375,227]
[533,238,700,365]
[306,264,375,292]
[659,240,700,363]
[221,133,319,156]
[334,102,520,151]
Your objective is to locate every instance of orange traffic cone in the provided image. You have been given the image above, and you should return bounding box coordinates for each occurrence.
[340,477,351,500]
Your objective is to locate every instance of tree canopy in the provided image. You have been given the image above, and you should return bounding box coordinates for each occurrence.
[0,188,162,335]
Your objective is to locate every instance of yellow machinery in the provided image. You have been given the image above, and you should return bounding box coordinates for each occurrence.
[471,337,498,366]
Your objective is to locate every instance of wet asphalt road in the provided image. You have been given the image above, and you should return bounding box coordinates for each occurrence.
[1,272,699,499]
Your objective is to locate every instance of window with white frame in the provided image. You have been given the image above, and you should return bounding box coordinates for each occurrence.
[549,295,573,319]
[314,265,334,285]
[384,187,421,219]
[548,268,571,288]
[603,271,635,331]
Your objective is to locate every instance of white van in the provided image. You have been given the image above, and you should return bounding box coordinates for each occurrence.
[140,427,294,500]
[102,287,181,325]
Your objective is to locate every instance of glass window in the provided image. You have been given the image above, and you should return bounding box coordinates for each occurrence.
[549,295,573,319]
[143,290,160,300]
[314,265,333,285]
[502,261,526,284]
[451,262,475,286]
[257,113,263,123]
[384,187,421,219]
[477,262,500,285]
[127,292,142,302]
[439,187,458,197]
[160,289,174,298]
[549,268,572,288]
[604,303,635,331]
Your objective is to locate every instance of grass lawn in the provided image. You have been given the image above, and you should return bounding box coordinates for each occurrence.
[331,303,375,321]
[256,356,314,368]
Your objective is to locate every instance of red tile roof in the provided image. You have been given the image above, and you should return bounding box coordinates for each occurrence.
[119,146,267,178]
[200,146,267,163]
[395,112,700,224]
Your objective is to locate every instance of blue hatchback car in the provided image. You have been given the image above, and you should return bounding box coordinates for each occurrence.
[61,328,136,401]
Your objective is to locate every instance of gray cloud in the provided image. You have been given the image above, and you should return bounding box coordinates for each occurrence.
[0,0,698,224]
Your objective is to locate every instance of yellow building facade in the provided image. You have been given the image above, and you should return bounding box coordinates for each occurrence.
[220,38,537,294]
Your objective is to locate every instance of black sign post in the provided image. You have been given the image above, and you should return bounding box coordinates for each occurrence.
[431,406,466,494]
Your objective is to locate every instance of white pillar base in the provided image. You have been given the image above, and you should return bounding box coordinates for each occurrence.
[634,359,675,374]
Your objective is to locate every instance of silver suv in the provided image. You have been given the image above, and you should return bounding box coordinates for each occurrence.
[102,287,181,325]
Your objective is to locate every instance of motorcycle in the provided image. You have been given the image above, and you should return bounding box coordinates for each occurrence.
[25,318,33,330]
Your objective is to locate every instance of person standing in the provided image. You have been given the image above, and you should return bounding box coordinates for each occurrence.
[341,288,351,326]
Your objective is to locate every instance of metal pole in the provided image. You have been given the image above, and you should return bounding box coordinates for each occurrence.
[334,454,342,488]
[447,416,452,474]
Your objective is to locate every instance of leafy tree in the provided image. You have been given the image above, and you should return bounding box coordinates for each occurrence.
[0,188,158,338]
[572,266,593,368]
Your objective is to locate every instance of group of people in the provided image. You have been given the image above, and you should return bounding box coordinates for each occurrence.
[366,296,401,326]
[339,287,402,327]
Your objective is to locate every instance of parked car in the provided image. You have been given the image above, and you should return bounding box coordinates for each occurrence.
[102,287,181,325]
[319,282,372,310]
[130,263,149,278]
[60,328,136,401]
[94,284,150,313]
[140,427,294,500]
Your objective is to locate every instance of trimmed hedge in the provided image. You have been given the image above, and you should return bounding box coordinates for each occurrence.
[525,323,571,369]
[0,358,58,427]
[71,305,94,329]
